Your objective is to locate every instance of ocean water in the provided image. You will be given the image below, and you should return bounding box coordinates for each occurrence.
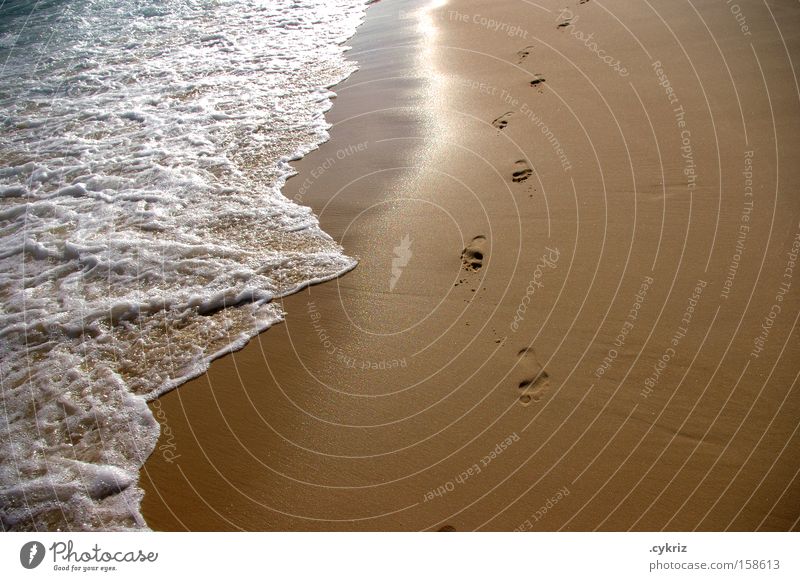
[0,0,366,530]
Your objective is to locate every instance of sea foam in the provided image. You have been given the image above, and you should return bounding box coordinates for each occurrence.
[0,0,367,530]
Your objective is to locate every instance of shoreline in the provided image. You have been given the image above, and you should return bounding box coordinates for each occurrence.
[141,0,800,531]
[140,0,437,531]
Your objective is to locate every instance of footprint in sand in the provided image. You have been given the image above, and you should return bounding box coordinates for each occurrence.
[516,347,550,405]
[517,45,535,63]
[529,75,546,88]
[461,236,487,271]
[512,159,532,183]
[492,112,512,130]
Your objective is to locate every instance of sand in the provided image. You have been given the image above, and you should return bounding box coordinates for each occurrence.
[140,0,800,531]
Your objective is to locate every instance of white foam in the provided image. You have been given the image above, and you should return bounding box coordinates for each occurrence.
[0,0,368,531]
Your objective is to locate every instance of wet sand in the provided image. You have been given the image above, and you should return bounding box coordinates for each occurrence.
[140,0,800,531]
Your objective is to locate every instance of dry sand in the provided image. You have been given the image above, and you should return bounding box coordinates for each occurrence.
[140,0,800,531]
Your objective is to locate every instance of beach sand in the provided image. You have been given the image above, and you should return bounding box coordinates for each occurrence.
[140,0,800,531]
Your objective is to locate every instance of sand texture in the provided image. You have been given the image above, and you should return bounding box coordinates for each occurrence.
[141,0,800,531]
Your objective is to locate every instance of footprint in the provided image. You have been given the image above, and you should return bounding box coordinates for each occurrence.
[512,159,532,183]
[492,112,512,130]
[517,347,551,405]
[529,75,546,88]
[461,236,487,271]
[518,370,549,391]
[517,45,534,63]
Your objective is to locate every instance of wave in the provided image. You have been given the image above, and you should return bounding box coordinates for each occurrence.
[0,0,368,530]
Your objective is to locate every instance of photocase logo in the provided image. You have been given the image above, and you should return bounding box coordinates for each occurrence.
[20,541,45,569]
[389,234,413,291]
